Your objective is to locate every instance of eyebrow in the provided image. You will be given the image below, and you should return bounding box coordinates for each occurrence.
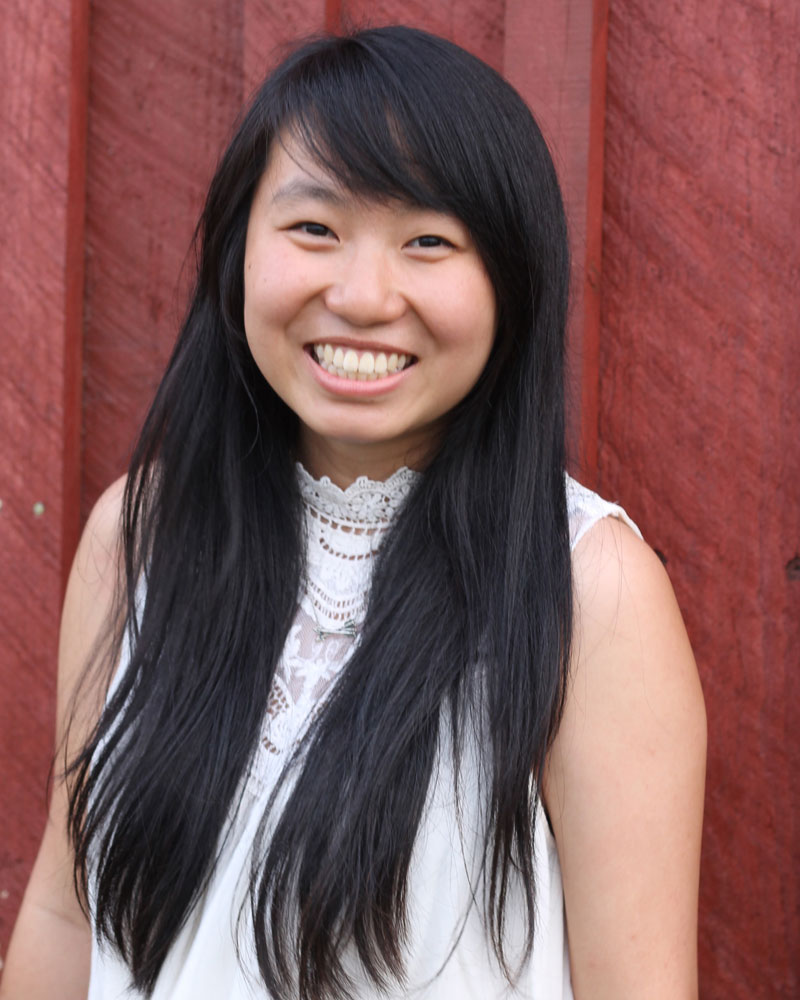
[270,179,350,207]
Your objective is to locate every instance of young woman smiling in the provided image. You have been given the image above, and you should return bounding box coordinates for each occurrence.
[1,26,706,1000]
[243,135,497,482]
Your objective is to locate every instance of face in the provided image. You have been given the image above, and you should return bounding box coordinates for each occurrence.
[243,135,497,482]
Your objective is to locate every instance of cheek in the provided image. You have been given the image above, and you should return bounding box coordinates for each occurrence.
[243,252,266,337]
[439,271,496,365]
[244,260,281,333]
[472,274,498,361]
[243,273,284,379]
[243,239,307,333]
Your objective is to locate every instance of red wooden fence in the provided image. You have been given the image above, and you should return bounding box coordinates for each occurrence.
[1,0,797,995]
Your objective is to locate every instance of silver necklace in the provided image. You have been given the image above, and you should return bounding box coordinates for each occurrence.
[313,616,359,641]
[306,595,360,641]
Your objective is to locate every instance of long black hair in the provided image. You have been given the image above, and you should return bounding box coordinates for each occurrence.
[67,25,572,999]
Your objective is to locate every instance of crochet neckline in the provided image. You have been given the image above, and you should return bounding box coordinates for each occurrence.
[295,462,420,526]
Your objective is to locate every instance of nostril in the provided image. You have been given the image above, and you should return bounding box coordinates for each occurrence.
[323,275,406,325]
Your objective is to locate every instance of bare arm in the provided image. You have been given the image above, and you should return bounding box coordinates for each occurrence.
[1,479,126,1000]
[544,516,707,1000]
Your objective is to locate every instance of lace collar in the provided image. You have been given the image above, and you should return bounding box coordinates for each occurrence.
[295,462,420,526]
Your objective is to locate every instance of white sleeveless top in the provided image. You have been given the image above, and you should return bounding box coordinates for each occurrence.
[88,469,641,1000]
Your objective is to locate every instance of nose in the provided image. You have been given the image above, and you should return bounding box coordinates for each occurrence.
[323,245,407,327]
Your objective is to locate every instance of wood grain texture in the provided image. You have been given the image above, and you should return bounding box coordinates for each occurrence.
[81,0,245,515]
[243,0,327,95]
[339,0,506,73]
[600,1,799,996]
[505,0,606,482]
[0,0,88,957]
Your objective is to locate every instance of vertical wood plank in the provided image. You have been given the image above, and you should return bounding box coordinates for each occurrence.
[601,2,799,996]
[581,0,608,483]
[0,0,89,954]
[339,0,506,73]
[81,0,245,514]
[242,0,327,96]
[63,0,90,583]
[504,0,606,483]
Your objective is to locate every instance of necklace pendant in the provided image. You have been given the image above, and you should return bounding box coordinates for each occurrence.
[313,618,359,641]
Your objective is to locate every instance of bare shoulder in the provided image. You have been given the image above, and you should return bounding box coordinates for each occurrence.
[544,514,706,999]
[71,474,127,591]
[57,475,128,746]
[568,513,703,706]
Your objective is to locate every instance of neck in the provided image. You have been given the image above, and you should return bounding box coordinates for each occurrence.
[297,431,437,488]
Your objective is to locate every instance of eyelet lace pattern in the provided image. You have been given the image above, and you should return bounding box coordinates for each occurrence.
[295,463,420,525]
[249,469,641,791]
[249,464,420,787]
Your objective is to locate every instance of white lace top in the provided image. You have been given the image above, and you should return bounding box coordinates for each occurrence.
[88,468,641,1000]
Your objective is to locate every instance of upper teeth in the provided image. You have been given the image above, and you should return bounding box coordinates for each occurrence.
[312,344,414,380]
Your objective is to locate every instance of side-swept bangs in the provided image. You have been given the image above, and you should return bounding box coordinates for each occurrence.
[267,28,566,331]
[273,30,509,222]
[205,26,568,396]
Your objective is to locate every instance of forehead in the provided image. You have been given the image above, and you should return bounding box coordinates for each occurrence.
[258,131,441,218]
[262,134,340,193]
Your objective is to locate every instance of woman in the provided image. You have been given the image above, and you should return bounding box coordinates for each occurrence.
[1,26,706,1000]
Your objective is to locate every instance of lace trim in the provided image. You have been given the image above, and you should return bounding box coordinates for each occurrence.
[247,466,421,791]
[296,462,420,525]
[564,474,643,549]
[245,470,642,798]
[306,506,382,556]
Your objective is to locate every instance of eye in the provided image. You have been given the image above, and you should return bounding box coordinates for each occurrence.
[291,221,337,239]
[406,235,455,250]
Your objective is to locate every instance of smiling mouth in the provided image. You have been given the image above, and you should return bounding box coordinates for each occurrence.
[310,343,417,381]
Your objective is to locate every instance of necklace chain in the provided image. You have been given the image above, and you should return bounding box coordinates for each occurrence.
[312,617,359,641]
[305,593,362,642]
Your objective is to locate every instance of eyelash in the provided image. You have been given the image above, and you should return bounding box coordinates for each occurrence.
[293,222,335,238]
[290,223,455,250]
[407,235,455,249]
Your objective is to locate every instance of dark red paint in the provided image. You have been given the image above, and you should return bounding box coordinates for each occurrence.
[601,1,799,995]
[0,0,88,954]
[2,3,797,997]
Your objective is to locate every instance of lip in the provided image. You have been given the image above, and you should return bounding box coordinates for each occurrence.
[303,346,414,397]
